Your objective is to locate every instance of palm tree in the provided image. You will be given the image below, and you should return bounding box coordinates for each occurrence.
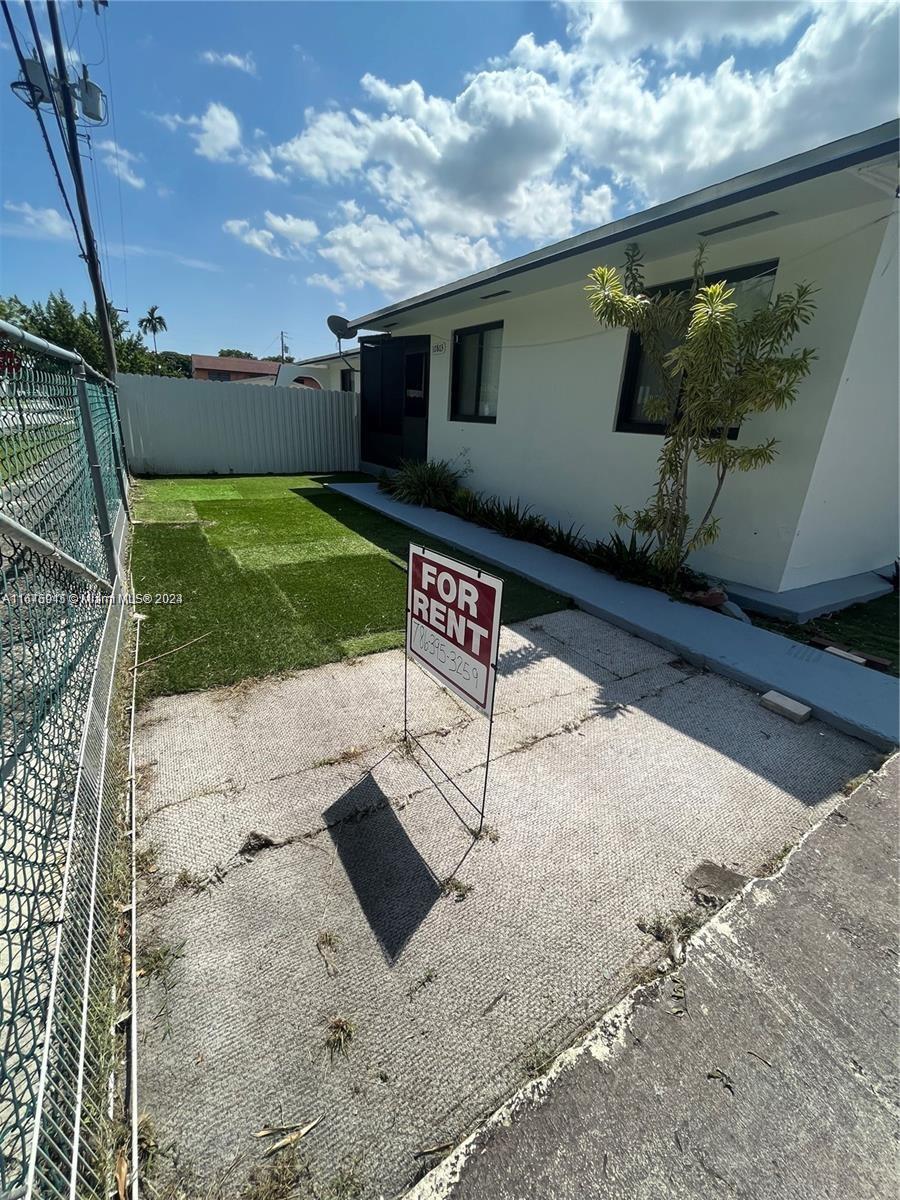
[138,305,167,364]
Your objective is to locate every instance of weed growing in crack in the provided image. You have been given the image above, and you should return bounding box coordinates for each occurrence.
[407,968,436,998]
[240,831,277,858]
[325,1015,354,1059]
[757,843,793,876]
[476,824,500,843]
[441,877,474,902]
[137,938,185,1034]
[173,868,209,895]
[135,840,159,877]
[316,930,340,978]
[314,745,367,769]
[324,1162,364,1200]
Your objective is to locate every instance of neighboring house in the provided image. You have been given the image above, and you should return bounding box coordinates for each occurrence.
[276,350,360,393]
[191,354,281,383]
[343,121,899,611]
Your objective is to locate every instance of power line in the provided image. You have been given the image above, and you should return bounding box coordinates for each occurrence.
[23,1,72,168]
[100,11,128,311]
[1,0,85,256]
[44,0,118,376]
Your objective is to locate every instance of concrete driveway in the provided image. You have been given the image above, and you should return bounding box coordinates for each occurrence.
[134,608,878,1198]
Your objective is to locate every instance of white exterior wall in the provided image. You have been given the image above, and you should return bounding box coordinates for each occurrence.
[396,200,892,592]
[782,208,899,588]
[283,356,360,392]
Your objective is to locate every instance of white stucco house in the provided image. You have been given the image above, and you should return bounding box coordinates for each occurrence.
[275,350,360,393]
[342,121,899,615]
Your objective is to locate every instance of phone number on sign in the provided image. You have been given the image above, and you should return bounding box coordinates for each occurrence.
[411,621,481,687]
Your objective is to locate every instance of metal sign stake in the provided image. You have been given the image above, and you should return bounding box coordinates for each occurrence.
[402,547,502,835]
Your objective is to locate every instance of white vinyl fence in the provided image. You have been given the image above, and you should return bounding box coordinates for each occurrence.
[118,373,360,475]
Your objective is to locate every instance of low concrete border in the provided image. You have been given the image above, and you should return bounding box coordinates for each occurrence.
[327,483,899,750]
[722,570,892,623]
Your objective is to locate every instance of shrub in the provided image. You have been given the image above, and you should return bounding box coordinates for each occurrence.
[482,498,551,542]
[380,458,466,509]
[451,487,490,524]
[587,530,659,587]
[586,241,817,584]
[543,520,586,557]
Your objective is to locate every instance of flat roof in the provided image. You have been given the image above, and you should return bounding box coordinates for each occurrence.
[348,121,898,331]
[192,354,280,374]
[295,349,360,365]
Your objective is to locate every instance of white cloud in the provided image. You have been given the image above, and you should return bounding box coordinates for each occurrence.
[112,243,222,272]
[263,211,319,246]
[96,139,145,189]
[223,209,320,258]
[200,50,257,75]
[3,201,72,239]
[42,38,78,69]
[315,211,498,298]
[223,218,285,258]
[155,2,899,305]
[558,0,814,64]
[154,101,285,181]
[193,101,243,160]
[575,183,615,230]
[306,272,345,295]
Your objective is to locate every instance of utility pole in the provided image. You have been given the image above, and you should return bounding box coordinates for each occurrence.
[45,0,118,378]
[279,330,288,363]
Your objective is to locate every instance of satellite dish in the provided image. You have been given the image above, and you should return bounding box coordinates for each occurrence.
[327,314,359,340]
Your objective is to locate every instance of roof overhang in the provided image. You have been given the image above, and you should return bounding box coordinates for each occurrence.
[348,120,899,333]
[295,349,361,366]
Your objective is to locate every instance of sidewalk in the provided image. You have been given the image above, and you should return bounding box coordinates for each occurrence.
[327,483,899,750]
[406,755,899,1200]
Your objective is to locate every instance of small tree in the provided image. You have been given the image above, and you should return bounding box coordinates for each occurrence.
[218,347,254,359]
[586,244,817,582]
[138,304,168,362]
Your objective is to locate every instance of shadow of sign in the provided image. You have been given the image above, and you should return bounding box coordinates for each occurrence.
[323,772,442,964]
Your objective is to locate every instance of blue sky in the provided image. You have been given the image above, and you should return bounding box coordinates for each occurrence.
[2,1,897,360]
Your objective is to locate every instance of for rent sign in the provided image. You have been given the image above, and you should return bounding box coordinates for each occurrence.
[406,544,503,716]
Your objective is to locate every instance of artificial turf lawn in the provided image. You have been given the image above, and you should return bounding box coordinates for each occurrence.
[131,474,568,701]
[753,591,899,677]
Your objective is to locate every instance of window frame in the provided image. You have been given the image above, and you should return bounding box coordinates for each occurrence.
[449,320,504,424]
[614,258,779,436]
[340,366,355,392]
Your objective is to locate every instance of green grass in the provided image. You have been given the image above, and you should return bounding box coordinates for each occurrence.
[131,473,567,700]
[754,591,899,676]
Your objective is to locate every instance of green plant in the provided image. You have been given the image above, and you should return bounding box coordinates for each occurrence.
[587,529,660,588]
[586,242,817,583]
[543,521,585,557]
[483,498,550,542]
[325,1014,354,1059]
[380,458,468,509]
[138,304,168,361]
[442,876,473,902]
[451,487,490,524]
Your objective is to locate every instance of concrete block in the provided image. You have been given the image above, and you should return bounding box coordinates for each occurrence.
[825,646,867,666]
[760,690,812,723]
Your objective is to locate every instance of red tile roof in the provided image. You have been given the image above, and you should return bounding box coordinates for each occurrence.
[191,355,280,375]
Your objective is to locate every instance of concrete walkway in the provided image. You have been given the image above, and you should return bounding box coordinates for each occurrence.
[134,608,879,1200]
[406,755,899,1200]
[328,483,899,750]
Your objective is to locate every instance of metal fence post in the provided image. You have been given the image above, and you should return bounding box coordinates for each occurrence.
[76,369,119,584]
[102,389,131,521]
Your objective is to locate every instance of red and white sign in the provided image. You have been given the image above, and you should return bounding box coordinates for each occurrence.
[406,544,503,716]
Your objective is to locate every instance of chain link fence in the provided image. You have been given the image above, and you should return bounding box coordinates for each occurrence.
[0,321,131,1200]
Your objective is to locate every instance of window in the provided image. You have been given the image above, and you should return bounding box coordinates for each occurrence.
[340,367,354,391]
[207,369,231,381]
[615,260,778,434]
[450,321,503,422]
